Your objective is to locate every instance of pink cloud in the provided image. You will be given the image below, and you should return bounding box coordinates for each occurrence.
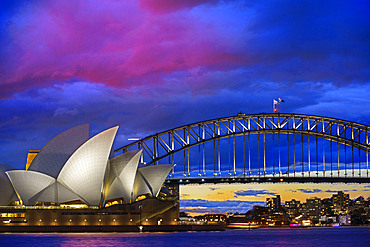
[139,0,217,13]
[1,0,244,98]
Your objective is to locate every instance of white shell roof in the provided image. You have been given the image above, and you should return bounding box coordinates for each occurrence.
[32,181,58,203]
[57,182,83,203]
[28,124,89,178]
[132,171,151,201]
[133,164,173,200]
[0,163,17,205]
[34,181,81,204]
[105,150,142,203]
[58,126,118,206]
[6,170,55,205]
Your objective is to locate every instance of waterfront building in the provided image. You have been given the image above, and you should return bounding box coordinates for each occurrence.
[194,214,226,224]
[332,191,350,214]
[304,197,321,223]
[0,125,178,228]
[240,206,269,225]
[339,214,351,225]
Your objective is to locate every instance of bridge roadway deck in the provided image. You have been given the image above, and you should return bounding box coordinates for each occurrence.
[166,176,370,185]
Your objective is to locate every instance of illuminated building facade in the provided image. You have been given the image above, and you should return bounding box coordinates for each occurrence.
[332,191,350,214]
[25,150,39,170]
[0,125,178,228]
[285,199,301,217]
[303,197,321,223]
[266,195,281,212]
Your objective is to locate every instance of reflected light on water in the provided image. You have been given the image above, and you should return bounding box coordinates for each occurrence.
[0,228,369,247]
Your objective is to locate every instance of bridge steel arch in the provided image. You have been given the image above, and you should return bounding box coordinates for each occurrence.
[115,113,370,184]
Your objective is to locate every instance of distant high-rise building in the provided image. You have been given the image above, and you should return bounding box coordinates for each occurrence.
[285,199,301,217]
[305,197,321,223]
[332,191,350,214]
[321,198,334,216]
[266,195,281,212]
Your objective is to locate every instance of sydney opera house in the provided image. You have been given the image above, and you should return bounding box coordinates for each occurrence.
[0,124,179,230]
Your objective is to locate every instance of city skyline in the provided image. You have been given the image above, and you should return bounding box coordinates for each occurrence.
[1,0,370,215]
[186,190,367,226]
[180,183,369,215]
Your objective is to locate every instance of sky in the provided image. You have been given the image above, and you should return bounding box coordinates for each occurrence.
[1,0,370,214]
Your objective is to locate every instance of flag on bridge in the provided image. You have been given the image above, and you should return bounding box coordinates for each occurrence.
[273,98,285,113]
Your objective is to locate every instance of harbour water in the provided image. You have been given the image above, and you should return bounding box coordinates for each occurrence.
[0,227,369,247]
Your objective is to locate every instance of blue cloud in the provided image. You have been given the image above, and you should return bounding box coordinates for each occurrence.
[325,190,358,194]
[297,189,323,193]
[180,199,265,214]
[234,190,277,197]
[287,189,297,193]
[325,190,338,193]
[209,187,220,191]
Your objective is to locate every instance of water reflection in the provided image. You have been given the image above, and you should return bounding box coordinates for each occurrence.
[0,228,369,247]
[59,232,170,247]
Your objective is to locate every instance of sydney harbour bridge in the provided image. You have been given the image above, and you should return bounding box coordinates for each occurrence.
[115,113,370,184]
